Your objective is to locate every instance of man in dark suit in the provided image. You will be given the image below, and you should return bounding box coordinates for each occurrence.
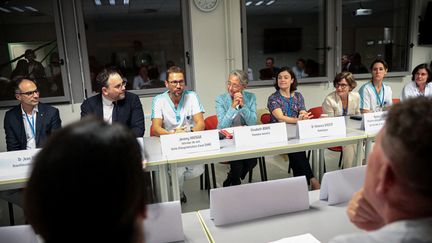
[81,68,145,137]
[4,78,62,151]
[2,78,61,224]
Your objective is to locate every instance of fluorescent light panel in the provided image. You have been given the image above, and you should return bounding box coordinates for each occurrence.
[94,0,102,6]
[24,6,38,12]
[255,1,264,6]
[10,6,24,12]
[266,0,275,5]
[109,0,116,5]
[0,7,11,12]
[245,1,253,6]
[124,0,129,5]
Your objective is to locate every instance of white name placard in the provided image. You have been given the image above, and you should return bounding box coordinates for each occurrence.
[160,130,220,157]
[297,117,346,140]
[233,122,287,148]
[0,149,39,180]
[362,111,386,133]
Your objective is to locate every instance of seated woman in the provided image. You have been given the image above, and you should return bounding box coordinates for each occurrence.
[359,59,393,113]
[267,67,320,190]
[216,70,257,186]
[401,63,432,100]
[322,72,360,168]
[24,118,150,243]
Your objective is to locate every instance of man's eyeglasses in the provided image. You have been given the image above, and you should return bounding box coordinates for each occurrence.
[335,83,349,89]
[113,81,127,89]
[17,89,39,96]
[169,80,185,86]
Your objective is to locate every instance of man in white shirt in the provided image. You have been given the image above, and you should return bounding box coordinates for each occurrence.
[330,96,432,243]
[151,66,205,203]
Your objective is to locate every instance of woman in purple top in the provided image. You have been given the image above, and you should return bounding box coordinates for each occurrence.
[267,67,320,190]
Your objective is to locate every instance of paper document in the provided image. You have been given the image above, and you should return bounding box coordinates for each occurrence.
[269,233,321,243]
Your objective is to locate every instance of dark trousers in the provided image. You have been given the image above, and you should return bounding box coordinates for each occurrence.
[288,151,314,183]
[227,158,258,185]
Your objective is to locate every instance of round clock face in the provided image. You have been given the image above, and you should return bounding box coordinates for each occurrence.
[194,0,219,12]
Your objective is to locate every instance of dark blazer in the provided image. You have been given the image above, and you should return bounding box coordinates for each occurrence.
[4,103,62,151]
[80,92,145,137]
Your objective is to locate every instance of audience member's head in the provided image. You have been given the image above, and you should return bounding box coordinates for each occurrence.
[296,58,306,70]
[266,57,275,68]
[365,96,432,222]
[96,68,126,101]
[411,63,431,83]
[24,49,36,61]
[14,78,39,108]
[24,118,149,243]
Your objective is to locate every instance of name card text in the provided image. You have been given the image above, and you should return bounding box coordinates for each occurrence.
[362,111,386,133]
[160,130,220,156]
[297,117,346,139]
[233,122,287,148]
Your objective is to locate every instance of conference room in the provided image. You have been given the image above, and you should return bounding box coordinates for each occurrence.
[0,0,432,242]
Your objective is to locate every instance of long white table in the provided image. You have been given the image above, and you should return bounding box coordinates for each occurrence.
[197,190,361,243]
[166,125,367,201]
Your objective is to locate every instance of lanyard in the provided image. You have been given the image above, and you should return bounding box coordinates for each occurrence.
[167,91,186,123]
[281,94,293,117]
[25,113,36,138]
[371,81,385,107]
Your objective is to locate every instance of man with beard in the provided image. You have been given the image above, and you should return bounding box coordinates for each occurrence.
[81,68,144,137]
[151,66,205,203]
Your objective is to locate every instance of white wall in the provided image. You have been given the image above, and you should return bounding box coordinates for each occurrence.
[0,0,431,152]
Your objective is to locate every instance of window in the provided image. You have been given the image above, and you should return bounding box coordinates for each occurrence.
[0,0,69,106]
[80,0,191,96]
[341,0,411,75]
[242,0,328,85]
[241,0,413,85]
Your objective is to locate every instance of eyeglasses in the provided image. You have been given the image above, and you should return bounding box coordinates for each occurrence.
[113,81,127,89]
[17,89,39,96]
[227,81,242,89]
[169,80,185,86]
[335,83,349,89]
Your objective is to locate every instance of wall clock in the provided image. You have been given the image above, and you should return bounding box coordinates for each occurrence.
[193,0,219,12]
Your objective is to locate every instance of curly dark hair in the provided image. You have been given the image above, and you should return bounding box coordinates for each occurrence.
[381,96,432,196]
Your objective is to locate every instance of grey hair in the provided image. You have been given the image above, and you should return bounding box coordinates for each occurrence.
[229,70,249,86]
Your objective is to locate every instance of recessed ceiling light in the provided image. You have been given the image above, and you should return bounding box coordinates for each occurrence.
[0,7,11,13]
[109,0,116,5]
[245,1,253,6]
[266,0,275,5]
[24,6,38,12]
[10,6,24,12]
[255,1,264,6]
[94,0,102,6]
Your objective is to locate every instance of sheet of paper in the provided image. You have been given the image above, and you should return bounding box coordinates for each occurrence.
[144,201,184,243]
[269,233,321,243]
[210,176,309,226]
[320,166,366,205]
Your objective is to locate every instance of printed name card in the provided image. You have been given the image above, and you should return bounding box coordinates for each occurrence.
[233,122,288,148]
[297,117,346,140]
[160,130,220,157]
[362,111,386,133]
[0,149,39,180]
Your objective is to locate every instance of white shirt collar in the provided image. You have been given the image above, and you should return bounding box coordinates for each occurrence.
[102,95,114,106]
[21,105,39,116]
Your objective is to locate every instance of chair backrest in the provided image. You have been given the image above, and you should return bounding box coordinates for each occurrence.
[204,115,218,130]
[260,113,271,124]
[392,98,400,104]
[150,124,154,137]
[308,106,323,119]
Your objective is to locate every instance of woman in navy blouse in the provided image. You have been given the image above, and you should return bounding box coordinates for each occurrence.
[267,67,320,190]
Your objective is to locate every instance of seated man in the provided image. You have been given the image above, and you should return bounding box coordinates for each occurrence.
[2,78,61,210]
[330,96,432,242]
[81,68,145,137]
[151,66,205,203]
